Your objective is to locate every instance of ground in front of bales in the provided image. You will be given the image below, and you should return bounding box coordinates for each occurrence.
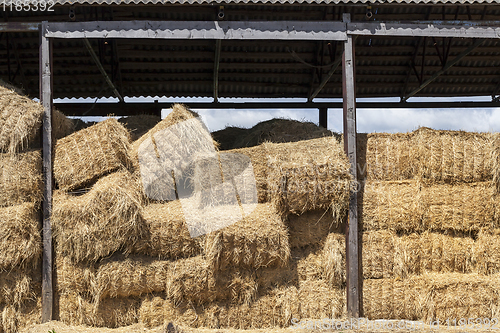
[21,320,500,333]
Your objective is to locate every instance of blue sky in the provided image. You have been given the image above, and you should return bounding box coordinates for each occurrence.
[60,95,500,134]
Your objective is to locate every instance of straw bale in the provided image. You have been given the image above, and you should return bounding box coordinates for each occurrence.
[56,256,95,296]
[54,118,132,191]
[231,118,334,150]
[493,133,500,193]
[225,145,268,203]
[362,230,395,279]
[141,281,343,329]
[0,203,41,270]
[118,115,161,141]
[132,201,202,260]
[415,127,494,184]
[419,232,476,274]
[205,203,290,271]
[166,256,215,306]
[361,180,423,232]
[131,104,213,162]
[52,171,145,263]
[132,105,217,202]
[58,292,140,328]
[0,269,34,308]
[322,233,346,288]
[266,136,352,217]
[476,229,500,275]
[357,132,417,181]
[294,246,324,283]
[0,83,43,154]
[52,108,75,141]
[421,182,497,232]
[364,273,500,322]
[299,279,345,320]
[213,269,259,306]
[287,209,339,248]
[0,150,42,207]
[95,255,169,300]
[211,126,249,150]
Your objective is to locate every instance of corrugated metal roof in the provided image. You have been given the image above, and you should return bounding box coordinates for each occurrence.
[2,5,500,100]
[54,0,500,5]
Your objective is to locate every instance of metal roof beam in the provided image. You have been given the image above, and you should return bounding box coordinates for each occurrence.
[42,20,500,40]
[54,101,500,117]
[213,39,221,102]
[347,22,500,39]
[44,21,348,40]
[83,38,124,103]
[401,38,485,102]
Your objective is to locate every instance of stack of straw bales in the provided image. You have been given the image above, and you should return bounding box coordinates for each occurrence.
[358,127,500,321]
[0,81,54,332]
[53,104,352,329]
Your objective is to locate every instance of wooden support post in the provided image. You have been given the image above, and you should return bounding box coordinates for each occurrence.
[39,21,53,323]
[342,13,360,318]
[319,107,327,128]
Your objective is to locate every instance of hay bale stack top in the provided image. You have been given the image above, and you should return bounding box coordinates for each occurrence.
[54,118,132,191]
[0,81,43,155]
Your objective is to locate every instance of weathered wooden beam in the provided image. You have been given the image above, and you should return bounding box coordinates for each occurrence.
[0,22,39,32]
[39,21,53,323]
[342,13,360,319]
[402,38,485,101]
[319,107,327,128]
[213,39,221,102]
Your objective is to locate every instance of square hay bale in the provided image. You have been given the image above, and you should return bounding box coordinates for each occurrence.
[299,280,345,320]
[54,118,132,191]
[361,180,423,232]
[393,233,422,278]
[166,256,215,306]
[362,230,395,279]
[132,104,218,202]
[132,201,202,260]
[363,277,424,321]
[0,203,41,270]
[118,114,161,141]
[0,270,34,309]
[421,182,497,232]
[94,255,169,300]
[287,209,339,248]
[58,292,140,328]
[363,273,500,322]
[357,132,417,181]
[419,232,476,274]
[321,232,346,289]
[52,108,75,141]
[295,246,324,283]
[266,137,352,217]
[475,229,500,275]
[0,150,42,207]
[205,203,290,271]
[223,145,268,203]
[415,127,494,184]
[56,256,95,296]
[0,83,43,154]
[421,273,500,322]
[213,269,259,306]
[52,171,145,263]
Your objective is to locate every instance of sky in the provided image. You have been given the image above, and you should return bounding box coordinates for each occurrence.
[60,95,500,134]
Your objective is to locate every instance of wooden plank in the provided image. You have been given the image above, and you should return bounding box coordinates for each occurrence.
[319,107,327,128]
[39,21,53,323]
[342,13,360,319]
